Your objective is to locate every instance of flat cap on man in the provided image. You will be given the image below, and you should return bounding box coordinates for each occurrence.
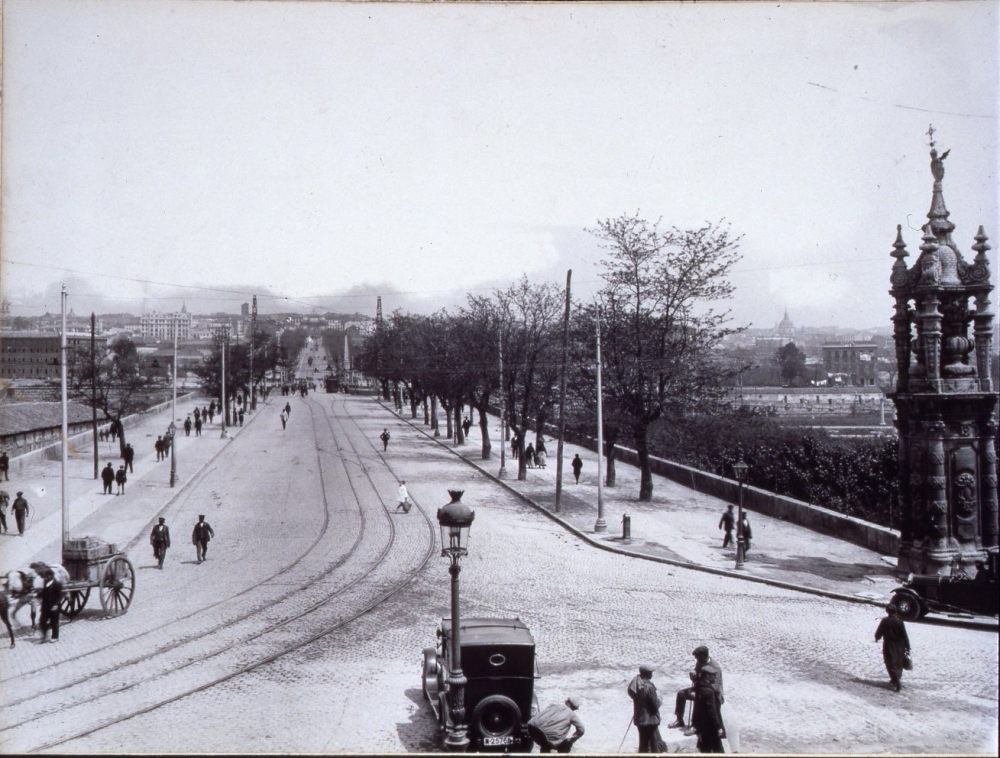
[639,664,655,675]
[566,696,581,709]
[692,645,710,657]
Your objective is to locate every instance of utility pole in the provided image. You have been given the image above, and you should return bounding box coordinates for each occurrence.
[220,326,228,439]
[61,286,69,551]
[169,314,178,487]
[498,329,507,479]
[595,304,606,532]
[554,270,571,513]
[91,312,98,480]
[250,295,257,410]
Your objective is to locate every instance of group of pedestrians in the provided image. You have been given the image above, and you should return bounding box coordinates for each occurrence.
[717,504,753,554]
[149,513,216,569]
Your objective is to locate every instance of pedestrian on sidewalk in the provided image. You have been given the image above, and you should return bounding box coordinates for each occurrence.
[525,443,535,468]
[195,415,203,436]
[124,443,135,474]
[280,411,287,430]
[396,481,411,513]
[571,454,583,484]
[670,646,725,732]
[527,696,585,753]
[380,428,391,451]
[874,604,911,692]
[0,490,9,533]
[115,465,128,495]
[191,514,215,563]
[11,492,30,535]
[208,401,216,423]
[284,402,292,417]
[462,416,472,437]
[627,664,665,753]
[184,417,192,436]
[239,408,245,426]
[718,505,735,548]
[37,567,62,644]
[155,436,164,462]
[739,514,752,555]
[1,587,15,647]
[0,450,9,481]
[150,517,171,569]
[691,669,725,753]
[102,462,116,494]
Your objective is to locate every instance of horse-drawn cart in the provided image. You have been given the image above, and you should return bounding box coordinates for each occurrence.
[60,536,135,619]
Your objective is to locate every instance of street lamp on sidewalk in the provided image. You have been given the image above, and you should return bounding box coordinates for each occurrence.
[437,490,475,752]
[732,459,749,570]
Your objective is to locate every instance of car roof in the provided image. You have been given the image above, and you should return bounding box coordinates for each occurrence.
[441,617,535,646]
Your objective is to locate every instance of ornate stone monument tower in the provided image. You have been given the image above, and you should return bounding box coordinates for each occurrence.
[889,128,998,575]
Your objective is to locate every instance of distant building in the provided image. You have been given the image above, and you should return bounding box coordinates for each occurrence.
[823,341,878,386]
[140,308,192,340]
[0,331,108,379]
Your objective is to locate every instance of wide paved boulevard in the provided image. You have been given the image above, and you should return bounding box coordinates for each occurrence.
[0,381,996,753]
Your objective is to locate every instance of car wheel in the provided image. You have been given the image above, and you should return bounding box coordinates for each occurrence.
[471,694,522,739]
[421,648,439,701]
[893,592,923,621]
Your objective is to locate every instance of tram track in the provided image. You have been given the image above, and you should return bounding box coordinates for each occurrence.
[0,392,438,754]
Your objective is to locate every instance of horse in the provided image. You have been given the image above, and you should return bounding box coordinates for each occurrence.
[0,586,16,647]
[4,562,70,633]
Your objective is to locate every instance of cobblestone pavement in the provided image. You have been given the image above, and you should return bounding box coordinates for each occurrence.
[2,388,996,754]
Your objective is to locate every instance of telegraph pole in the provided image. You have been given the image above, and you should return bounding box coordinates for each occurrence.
[554,270,571,513]
[595,304,606,532]
[91,312,98,480]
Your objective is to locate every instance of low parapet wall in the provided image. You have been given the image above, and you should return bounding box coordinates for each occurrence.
[558,427,899,556]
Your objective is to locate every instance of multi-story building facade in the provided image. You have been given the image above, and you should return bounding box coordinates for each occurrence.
[823,341,878,386]
[0,332,108,379]
[140,309,192,341]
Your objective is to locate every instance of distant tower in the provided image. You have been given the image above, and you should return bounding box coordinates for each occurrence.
[888,128,998,575]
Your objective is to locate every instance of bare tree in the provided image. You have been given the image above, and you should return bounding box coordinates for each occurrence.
[589,213,744,500]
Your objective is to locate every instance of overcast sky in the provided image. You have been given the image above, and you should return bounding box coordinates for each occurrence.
[1,0,997,331]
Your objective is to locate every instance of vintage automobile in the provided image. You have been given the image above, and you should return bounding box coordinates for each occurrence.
[891,548,998,621]
[422,617,539,752]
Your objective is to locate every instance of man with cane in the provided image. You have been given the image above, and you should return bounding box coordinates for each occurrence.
[627,664,665,753]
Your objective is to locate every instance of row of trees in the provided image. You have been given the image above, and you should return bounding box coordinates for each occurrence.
[68,326,309,454]
[358,214,745,501]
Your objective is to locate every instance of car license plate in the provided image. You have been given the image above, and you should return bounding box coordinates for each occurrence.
[483,736,516,747]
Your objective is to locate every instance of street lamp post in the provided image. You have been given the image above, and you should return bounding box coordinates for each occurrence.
[732,459,749,570]
[220,325,229,439]
[437,490,475,752]
[170,314,178,487]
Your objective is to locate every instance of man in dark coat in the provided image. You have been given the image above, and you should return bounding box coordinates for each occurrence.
[115,465,128,495]
[155,436,164,462]
[627,664,664,753]
[194,415,203,436]
[875,604,911,691]
[38,568,63,643]
[691,668,725,753]
[739,514,752,554]
[192,514,216,563]
[571,454,583,484]
[150,517,171,569]
[0,450,9,481]
[380,428,391,451]
[719,505,735,548]
[184,417,192,436]
[124,443,135,473]
[670,645,724,730]
[11,492,29,535]
[101,462,116,494]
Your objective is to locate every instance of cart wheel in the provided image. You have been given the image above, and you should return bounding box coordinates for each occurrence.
[100,555,135,617]
[60,588,90,619]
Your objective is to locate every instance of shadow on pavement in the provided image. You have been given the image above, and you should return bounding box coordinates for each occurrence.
[397,686,441,753]
[768,555,893,581]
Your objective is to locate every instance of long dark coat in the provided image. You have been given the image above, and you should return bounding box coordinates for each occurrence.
[875,614,910,682]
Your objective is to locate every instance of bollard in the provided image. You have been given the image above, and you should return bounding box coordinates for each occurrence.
[622,513,631,540]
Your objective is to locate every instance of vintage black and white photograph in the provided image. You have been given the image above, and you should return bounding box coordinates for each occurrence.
[0,0,997,753]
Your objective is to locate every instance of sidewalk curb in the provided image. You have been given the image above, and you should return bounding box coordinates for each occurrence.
[122,400,266,556]
[381,402,999,630]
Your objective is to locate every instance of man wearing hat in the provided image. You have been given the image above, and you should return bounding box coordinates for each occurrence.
[0,489,9,533]
[669,646,724,731]
[874,604,911,692]
[627,664,664,753]
[101,461,115,495]
[527,697,585,753]
[11,491,30,536]
[149,517,171,569]
[691,667,725,753]
[191,514,216,564]
[37,567,63,644]
[0,449,9,481]
[718,505,735,548]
